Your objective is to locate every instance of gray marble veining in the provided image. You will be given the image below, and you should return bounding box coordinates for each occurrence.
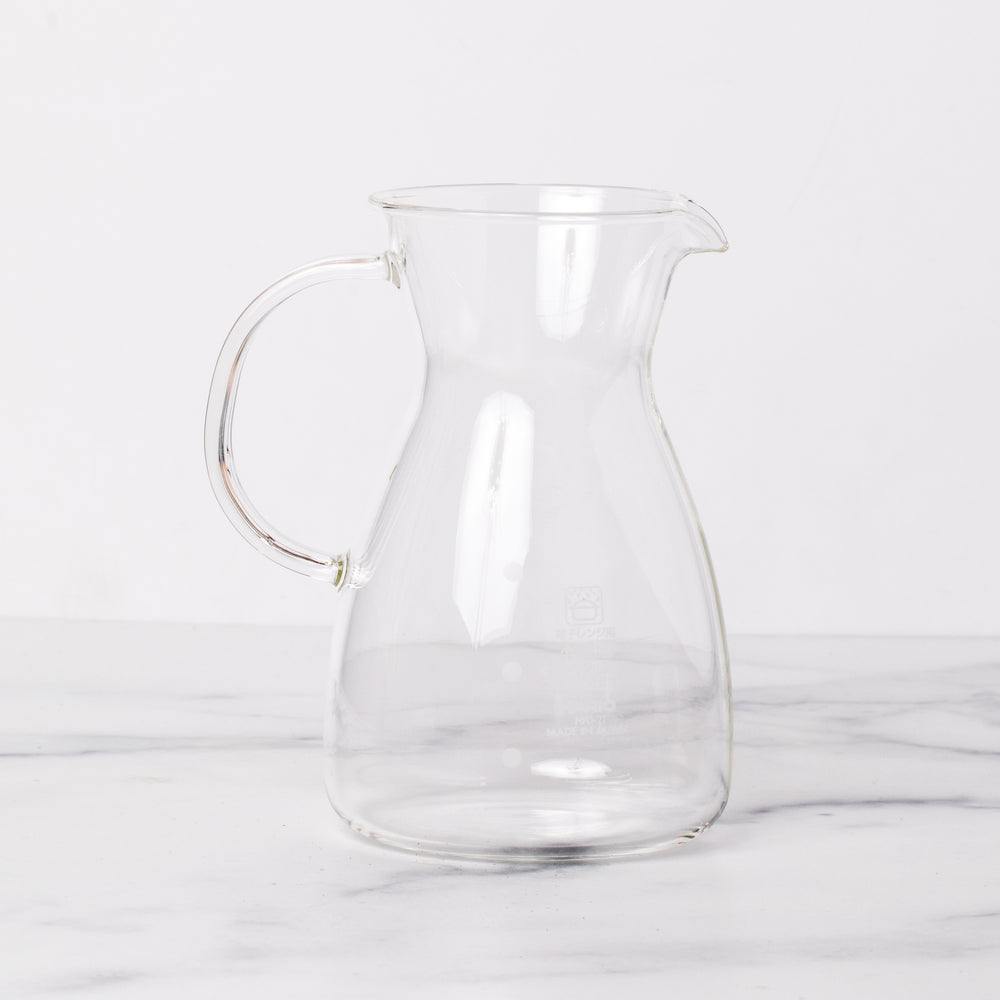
[3,622,998,997]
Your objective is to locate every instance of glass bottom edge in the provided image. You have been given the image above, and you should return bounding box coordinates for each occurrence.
[329,788,728,863]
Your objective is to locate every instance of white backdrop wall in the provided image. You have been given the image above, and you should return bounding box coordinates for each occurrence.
[1,0,997,633]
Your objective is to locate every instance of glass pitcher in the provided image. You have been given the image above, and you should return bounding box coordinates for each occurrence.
[205,184,732,861]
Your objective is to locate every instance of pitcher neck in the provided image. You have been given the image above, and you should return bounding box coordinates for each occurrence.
[395,218,692,364]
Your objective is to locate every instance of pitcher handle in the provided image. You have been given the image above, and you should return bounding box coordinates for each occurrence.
[204,255,396,587]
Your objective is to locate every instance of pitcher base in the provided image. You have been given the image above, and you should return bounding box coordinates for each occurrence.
[332,787,726,862]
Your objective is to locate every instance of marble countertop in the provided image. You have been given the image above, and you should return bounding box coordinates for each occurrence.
[3,620,998,998]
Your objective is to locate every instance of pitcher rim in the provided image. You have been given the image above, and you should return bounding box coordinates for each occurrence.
[369,183,704,220]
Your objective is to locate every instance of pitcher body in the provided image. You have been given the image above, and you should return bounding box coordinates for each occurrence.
[206,184,731,861]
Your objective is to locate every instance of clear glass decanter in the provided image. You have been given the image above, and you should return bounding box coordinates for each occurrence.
[206,184,732,861]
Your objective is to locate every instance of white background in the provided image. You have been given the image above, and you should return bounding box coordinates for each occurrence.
[1,0,997,634]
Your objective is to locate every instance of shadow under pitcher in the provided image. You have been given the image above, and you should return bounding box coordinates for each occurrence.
[205,184,732,861]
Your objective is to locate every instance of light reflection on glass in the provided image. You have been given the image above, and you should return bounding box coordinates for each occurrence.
[534,189,600,342]
[452,391,535,645]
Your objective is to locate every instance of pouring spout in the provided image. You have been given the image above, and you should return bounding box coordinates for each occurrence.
[673,198,729,255]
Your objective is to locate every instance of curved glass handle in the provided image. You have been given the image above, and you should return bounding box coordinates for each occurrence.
[205,255,395,587]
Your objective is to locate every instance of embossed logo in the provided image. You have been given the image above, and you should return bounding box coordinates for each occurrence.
[565,586,604,625]
[558,586,615,641]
